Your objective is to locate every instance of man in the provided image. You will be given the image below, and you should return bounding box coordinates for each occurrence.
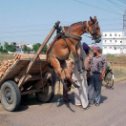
[83,44,93,86]
[72,43,89,109]
[90,46,106,105]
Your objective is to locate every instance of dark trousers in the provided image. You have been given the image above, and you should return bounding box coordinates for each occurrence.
[88,72,102,104]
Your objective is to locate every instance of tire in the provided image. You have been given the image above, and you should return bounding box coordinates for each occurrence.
[36,84,54,103]
[108,79,114,88]
[104,73,114,88]
[0,81,21,112]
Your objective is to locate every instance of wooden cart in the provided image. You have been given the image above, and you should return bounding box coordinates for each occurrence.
[0,21,60,111]
[0,59,56,111]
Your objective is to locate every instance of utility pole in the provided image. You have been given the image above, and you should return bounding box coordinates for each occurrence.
[123,10,126,54]
[123,10,126,36]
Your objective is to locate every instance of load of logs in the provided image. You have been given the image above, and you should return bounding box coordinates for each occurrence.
[0,53,46,79]
[0,54,21,78]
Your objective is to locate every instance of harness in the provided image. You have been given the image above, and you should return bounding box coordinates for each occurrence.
[62,21,88,42]
[51,22,87,66]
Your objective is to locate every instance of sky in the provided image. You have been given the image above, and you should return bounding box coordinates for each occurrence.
[0,0,126,44]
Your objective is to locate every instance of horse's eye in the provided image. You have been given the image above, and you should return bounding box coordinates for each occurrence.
[96,27,99,30]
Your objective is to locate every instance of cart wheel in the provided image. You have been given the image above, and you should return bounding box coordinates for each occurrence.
[104,72,114,88]
[36,84,54,103]
[1,81,21,111]
[108,79,114,88]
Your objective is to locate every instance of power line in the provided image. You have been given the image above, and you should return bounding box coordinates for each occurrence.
[117,0,126,5]
[71,0,122,15]
[106,0,125,10]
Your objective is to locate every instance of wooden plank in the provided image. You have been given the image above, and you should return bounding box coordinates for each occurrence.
[19,54,46,60]
[0,60,49,86]
[18,21,60,87]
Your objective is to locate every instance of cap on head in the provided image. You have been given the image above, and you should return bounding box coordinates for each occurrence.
[82,42,90,55]
[91,46,102,53]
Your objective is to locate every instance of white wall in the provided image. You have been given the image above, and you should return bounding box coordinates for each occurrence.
[102,32,126,55]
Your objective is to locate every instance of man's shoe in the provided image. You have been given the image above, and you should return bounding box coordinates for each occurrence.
[75,103,81,106]
[89,101,94,106]
[95,103,100,106]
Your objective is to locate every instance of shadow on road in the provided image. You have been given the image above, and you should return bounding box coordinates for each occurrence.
[15,93,108,112]
[16,93,76,112]
[101,95,108,104]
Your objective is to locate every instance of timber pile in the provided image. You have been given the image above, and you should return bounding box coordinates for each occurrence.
[0,54,46,79]
[0,54,21,78]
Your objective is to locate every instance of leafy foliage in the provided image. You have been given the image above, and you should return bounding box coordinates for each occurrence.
[22,45,32,53]
[33,43,41,52]
[32,43,48,54]
[4,42,16,52]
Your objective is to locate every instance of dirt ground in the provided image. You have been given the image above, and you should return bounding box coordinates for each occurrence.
[0,81,126,126]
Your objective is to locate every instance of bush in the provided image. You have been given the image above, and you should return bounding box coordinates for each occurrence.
[33,43,48,54]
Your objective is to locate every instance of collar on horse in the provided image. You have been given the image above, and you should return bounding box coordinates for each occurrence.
[63,32,82,41]
[62,22,85,42]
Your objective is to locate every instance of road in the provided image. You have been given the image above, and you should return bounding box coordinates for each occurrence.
[0,81,126,126]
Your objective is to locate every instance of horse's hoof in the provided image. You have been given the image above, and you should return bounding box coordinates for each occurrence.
[56,98,63,107]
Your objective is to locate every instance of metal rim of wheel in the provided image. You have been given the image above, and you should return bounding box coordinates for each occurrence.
[0,81,21,112]
[104,72,114,88]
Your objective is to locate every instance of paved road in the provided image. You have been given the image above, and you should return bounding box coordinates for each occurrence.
[0,81,126,126]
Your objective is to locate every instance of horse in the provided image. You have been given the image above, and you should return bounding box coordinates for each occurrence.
[46,16,101,90]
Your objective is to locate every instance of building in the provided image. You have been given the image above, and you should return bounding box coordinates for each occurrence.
[16,43,33,53]
[102,31,126,55]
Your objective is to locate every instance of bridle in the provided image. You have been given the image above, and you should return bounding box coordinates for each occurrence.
[55,20,100,45]
[87,21,99,37]
[62,21,87,42]
[62,21,99,41]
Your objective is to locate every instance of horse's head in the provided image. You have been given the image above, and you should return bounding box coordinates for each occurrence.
[63,17,101,43]
[87,16,101,43]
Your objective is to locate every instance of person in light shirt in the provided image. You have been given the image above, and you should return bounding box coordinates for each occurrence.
[89,46,106,106]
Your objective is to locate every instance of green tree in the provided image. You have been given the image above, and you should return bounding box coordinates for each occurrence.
[33,43,48,54]
[42,45,48,54]
[33,43,41,52]
[22,45,32,53]
[0,45,3,52]
[4,42,16,52]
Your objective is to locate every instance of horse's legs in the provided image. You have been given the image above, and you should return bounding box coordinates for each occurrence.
[70,45,82,72]
[49,57,68,90]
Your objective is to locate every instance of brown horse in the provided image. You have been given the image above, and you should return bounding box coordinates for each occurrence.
[46,16,101,89]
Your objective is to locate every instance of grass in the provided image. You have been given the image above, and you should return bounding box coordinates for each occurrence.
[0,54,125,82]
[106,55,126,82]
[111,64,126,82]
[106,55,126,64]
[0,53,14,61]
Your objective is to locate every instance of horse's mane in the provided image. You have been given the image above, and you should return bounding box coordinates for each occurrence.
[70,21,82,27]
[47,21,83,56]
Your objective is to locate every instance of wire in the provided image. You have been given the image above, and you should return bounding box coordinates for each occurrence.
[71,0,122,15]
[117,0,126,5]
[106,0,125,10]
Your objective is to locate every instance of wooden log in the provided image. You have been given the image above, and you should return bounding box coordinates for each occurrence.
[0,55,21,79]
[18,21,60,87]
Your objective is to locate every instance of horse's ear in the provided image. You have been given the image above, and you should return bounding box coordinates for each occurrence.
[90,16,94,23]
[64,26,69,32]
[94,16,97,20]
[94,16,97,22]
[90,16,93,21]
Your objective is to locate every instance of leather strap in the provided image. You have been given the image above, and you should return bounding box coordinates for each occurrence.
[64,32,82,41]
